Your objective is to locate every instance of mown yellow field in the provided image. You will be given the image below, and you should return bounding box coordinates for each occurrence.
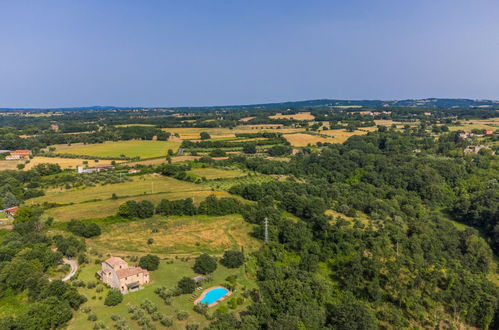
[239,116,256,122]
[89,214,261,255]
[269,111,315,120]
[50,140,180,159]
[320,128,375,143]
[283,133,334,147]
[24,157,116,170]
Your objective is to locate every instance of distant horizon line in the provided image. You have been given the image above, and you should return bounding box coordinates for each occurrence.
[1,97,499,110]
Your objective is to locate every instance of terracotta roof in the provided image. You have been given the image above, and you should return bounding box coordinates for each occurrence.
[3,206,19,214]
[104,257,128,268]
[116,267,149,279]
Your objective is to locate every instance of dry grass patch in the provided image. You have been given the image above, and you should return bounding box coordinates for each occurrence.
[89,214,260,255]
[269,112,315,121]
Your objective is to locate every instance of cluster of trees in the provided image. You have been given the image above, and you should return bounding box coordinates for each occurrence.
[67,219,101,238]
[204,129,499,329]
[118,195,244,219]
[0,206,87,329]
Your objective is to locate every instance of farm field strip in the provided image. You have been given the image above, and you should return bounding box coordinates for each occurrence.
[28,175,213,205]
[43,190,232,222]
[269,111,315,120]
[49,140,180,159]
[24,157,117,170]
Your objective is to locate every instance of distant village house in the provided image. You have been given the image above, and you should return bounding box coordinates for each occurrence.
[483,129,493,135]
[49,124,59,132]
[464,145,493,154]
[5,150,32,160]
[97,257,149,293]
[128,169,141,174]
[1,206,19,217]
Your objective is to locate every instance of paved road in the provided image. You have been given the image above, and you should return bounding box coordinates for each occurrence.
[62,258,78,282]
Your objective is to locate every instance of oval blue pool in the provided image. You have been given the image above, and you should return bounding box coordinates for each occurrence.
[198,287,230,306]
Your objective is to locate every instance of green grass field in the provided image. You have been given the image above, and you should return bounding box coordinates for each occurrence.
[53,140,180,159]
[28,175,234,221]
[69,258,257,330]
[87,214,260,256]
[187,167,247,180]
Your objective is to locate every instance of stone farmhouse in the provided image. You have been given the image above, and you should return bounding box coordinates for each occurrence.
[97,257,150,293]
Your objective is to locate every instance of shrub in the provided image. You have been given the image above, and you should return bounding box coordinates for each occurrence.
[177,277,196,294]
[193,303,208,315]
[104,289,123,306]
[220,250,244,268]
[193,254,217,274]
[87,314,98,322]
[177,311,189,321]
[186,324,199,330]
[160,317,173,327]
[139,254,160,271]
[209,149,226,157]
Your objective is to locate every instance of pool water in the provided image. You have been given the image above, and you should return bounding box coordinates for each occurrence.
[199,287,229,305]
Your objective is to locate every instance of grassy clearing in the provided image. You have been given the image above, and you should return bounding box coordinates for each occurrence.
[52,140,180,159]
[269,112,315,120]
[187,168,247,180]
[70,259,256,330]
[88,214,260,256]
[326,209,370,225]
[24,157,116,170]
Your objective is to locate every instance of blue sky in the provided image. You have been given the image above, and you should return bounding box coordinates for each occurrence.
[0,0,498,107]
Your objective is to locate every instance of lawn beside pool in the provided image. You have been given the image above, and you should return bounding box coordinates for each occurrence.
[69,257,256,329]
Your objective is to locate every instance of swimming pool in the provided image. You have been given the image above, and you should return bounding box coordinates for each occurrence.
[195,286,231,306]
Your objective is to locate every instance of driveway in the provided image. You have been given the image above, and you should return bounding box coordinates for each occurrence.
[62,258,78,282]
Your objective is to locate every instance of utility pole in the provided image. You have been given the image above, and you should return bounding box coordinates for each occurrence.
[264,217,268,243]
